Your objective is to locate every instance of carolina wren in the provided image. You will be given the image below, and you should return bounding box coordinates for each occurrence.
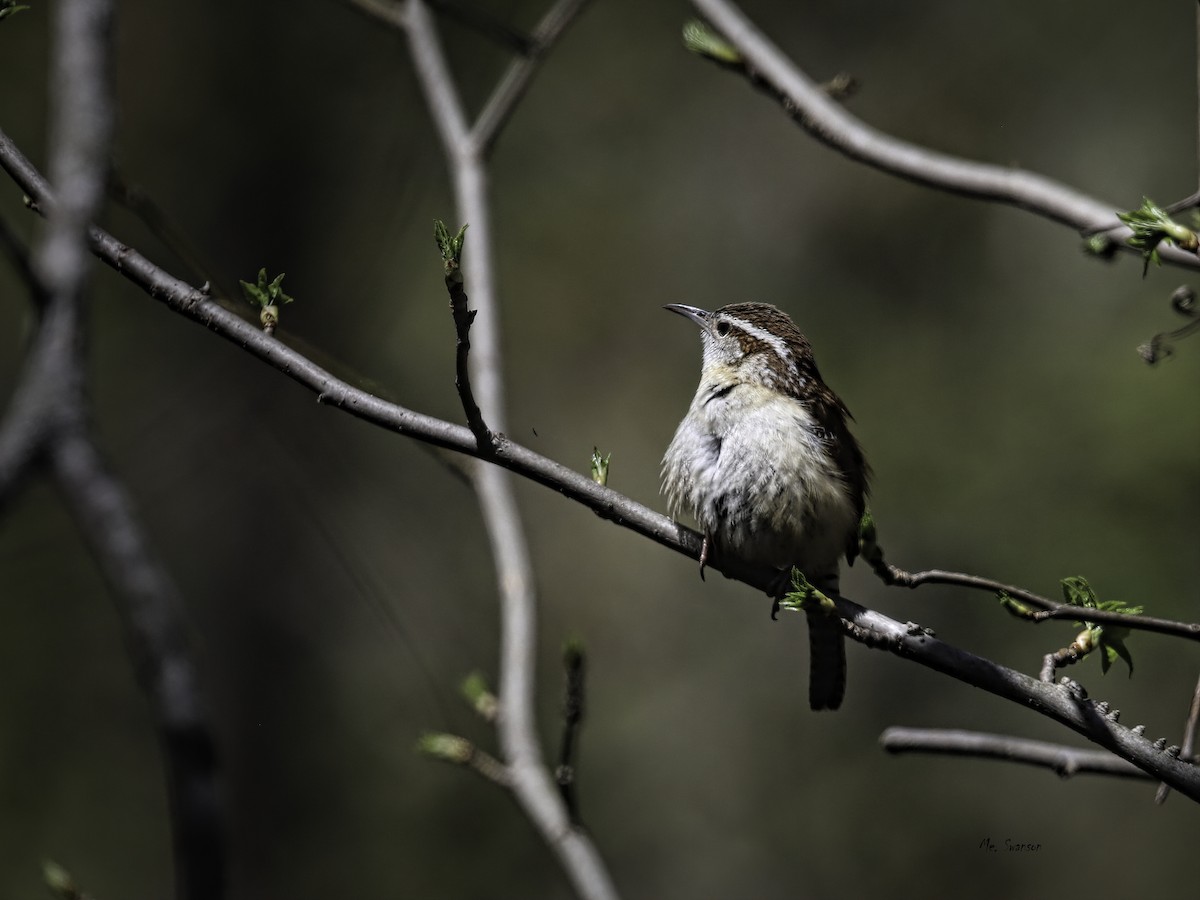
[661,302,869,710]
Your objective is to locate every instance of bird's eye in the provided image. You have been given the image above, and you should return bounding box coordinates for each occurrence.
[715,320,731,336]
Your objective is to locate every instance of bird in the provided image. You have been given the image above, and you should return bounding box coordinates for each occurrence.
[660,302,869,710]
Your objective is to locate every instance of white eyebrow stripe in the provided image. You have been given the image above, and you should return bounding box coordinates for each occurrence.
[725,314,793,364]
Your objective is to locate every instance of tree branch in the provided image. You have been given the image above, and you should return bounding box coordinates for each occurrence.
[880,727,1151,780]
[435,220,494,447]
[50,431,224,900]
[687,0,1200,270]
[1156,671,1200,804]
[822,600,1200,799]
[0,4,226,896]
[874,560,1200,642]
[400,4,618,899]
[555,641,586,825]
[471,0,593,157]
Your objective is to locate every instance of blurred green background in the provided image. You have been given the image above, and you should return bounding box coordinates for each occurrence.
[2,1,1198,897]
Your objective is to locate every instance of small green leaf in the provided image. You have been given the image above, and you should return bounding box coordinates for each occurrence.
[240,268,294,327]
[417,732,472,763]
[856,507,880,564]
[1117,197,1199,277]
[42,860,85,900]
[590,447,611,485]
[266,271,293,304]
[998,591,1036,618]
[1082,233,1117,259]
[239,279,267,307]
[563,636,586,668]
[858,509,876,545]
[1105,633,1135,677]
[460,671,497,720]
[777,568,834,614]
[434,219,468,267]
[1057,577,1140,676]
[682,19,741,64]
[1060,575,1098,610]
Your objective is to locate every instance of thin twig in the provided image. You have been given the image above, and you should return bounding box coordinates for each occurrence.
[556,642,586,825]
[471,0,593,157]
[877,561,1200,642]
[1,4,226,897]
[1156,672,1200,804]
[436,221,494,447]
[687,0,1200,270]
[50,432,224,900]
[338,0,533,52]
[881,728,1150,780]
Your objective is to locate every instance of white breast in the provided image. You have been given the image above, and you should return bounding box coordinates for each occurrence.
[662,379,857,579]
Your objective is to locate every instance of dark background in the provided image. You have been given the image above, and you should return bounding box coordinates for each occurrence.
[1,1,1197,897]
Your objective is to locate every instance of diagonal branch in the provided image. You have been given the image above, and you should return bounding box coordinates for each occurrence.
[0,4,227,897]
[471,0,593,157]
[50,431,224,900]
[880,727,1151,780]
[875,562,1200,642]
[687,0,1200,270]
[1156,672,1200,803]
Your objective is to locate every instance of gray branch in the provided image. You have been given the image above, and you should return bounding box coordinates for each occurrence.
[878,564,1200,642]
[0,3,225,897]
[688,0,1200,269]
[50,431,224,900]
[471,0,593,157]
[880,728,1151,780]
[401,3,616,899]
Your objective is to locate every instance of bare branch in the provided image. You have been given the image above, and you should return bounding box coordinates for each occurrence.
[825,600,1200,799]
[881,728,1150,780]
[0,0,117,507]
[0,4,227,896]
[419,733,512,787]
[472,0,593,157]
[555,641,587,825]
[400,4,619,898]
[402,0,472,158]
[1156,672,1200,804]
[877,561,1200,642]
[434,220,494,447]
[50,432,224,900]
[687,0,1200,270]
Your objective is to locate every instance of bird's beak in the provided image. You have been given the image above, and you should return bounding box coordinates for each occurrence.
[664,304,711,328]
